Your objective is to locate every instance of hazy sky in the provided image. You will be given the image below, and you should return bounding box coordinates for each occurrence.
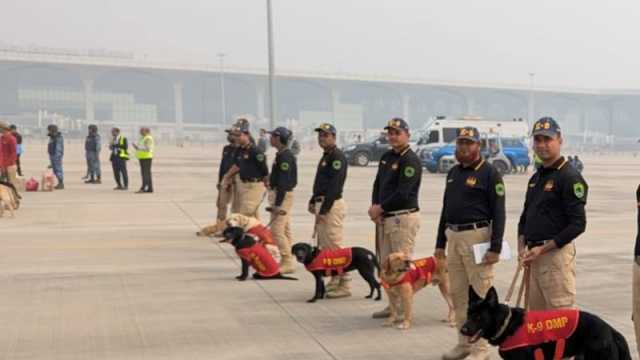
[3,0,640,89]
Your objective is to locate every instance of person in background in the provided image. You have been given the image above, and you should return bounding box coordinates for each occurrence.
[0,121,18,189]
[9,125,22,176]
[109,128,129,191]
[47,124,64,190]
[257,128,269,153]
[84,124,102,184]
[132,127,154,193]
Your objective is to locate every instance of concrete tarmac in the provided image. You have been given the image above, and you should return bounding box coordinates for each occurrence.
[1,141,638,359]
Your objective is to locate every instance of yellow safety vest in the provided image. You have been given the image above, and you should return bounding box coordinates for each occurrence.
[136,135,154,160]
[118,136,129,160]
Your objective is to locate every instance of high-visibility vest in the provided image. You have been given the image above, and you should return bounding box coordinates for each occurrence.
[136,135,154,160]
[118,136,129,160]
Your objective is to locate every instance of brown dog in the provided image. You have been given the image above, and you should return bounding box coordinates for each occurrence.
[0,182,18,218]
[380,252,456,330]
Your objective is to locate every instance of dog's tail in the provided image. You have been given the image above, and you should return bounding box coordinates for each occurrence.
[273,274,298,281]
[372,253,380,278]
[611,327,631,360]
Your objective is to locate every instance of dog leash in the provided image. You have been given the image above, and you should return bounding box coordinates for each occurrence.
[505,263,530,310]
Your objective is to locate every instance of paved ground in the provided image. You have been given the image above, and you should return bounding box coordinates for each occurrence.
[2,140,639,359]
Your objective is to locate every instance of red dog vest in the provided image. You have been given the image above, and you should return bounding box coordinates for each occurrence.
[500,309,580,359]
[383,256,437,289]
[246,225,274,246]
[236,243,280,277]
[305,248,353,276]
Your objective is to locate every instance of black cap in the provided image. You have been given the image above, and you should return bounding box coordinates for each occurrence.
[384,118,409,132]
[532,117,561,137]
[456,126,480,142]
[267,126,291,140]
[314,123,337,135]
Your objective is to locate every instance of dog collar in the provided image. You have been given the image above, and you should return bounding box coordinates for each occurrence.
[490,307,512,342]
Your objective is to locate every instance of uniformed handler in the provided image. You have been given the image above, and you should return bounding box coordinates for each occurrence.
[436,126,506,360]
[309,123,350,298]
[222,121,269,219]
[369,118,422,318]
[633,184,640,358]
[216,129,237,221]
[519,117,587,311]
[267,126,298,273]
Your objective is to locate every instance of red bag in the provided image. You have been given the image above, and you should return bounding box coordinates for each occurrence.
[25,178,39,192]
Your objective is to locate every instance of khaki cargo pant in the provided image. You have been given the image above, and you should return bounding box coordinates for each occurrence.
[379,212,420,261]
[633,261,640,357]
[446,226,494,353]
[233,180,266,220]
[3,165,18,192]
[315,198,346,249]
[216,183,234,221]
[268,190,294,260]
[527,242,576,310]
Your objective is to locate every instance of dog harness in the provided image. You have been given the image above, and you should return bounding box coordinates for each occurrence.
[499,309,580,360]
[246,224,275,246]
[236,243,280,277]
[305,248,353,276]
[382,256,437,289]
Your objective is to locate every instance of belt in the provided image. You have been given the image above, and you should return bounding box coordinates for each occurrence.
[447,220,490,232]
[383,208,418,218]
[241,177,264,183]
[527,239,553,249]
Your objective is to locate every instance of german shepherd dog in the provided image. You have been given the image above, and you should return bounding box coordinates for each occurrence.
[221,226,297,281]
[461,286,631,360]
[291,242,382,303]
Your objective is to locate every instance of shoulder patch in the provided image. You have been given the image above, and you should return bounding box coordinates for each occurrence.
[495,183,505,196]
[332,160,342,170]
[573,182,585,199]
[404,166,416,178]
[256,153,265,162]
[280,162,289,171]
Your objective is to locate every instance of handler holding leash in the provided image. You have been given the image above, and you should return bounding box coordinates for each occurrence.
[436,127,506,360]
[309,123,349,298]
[222,120,269,220]
[369,118,422,319]
[518,117,587,311]
[267,126,298,274]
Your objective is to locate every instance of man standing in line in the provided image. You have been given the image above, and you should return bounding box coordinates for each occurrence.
[109,127,129,191]
[47,124,64,190]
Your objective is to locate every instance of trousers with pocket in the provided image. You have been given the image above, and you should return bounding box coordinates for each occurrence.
[216,183,234,221]
[268,190,294,260]
[446,226,494,353]
[527,242,576,310]
[234,180,265,220]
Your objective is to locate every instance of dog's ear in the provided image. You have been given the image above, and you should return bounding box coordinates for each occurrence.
[485,287,499,307]
[468,286,482,304]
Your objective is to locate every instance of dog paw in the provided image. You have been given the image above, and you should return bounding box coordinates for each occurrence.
[365,295,373,299]
[235,276,247,281]
[374,296,382,301]
[306,298,317,303]
[382,320,395,327]
[396,322,411,330]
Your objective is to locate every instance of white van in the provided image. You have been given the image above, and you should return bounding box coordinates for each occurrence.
[415,115,530,152]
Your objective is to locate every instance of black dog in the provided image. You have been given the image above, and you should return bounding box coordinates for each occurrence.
[461,286,631,360]
[221,227,297,281]
[291,242,381,303]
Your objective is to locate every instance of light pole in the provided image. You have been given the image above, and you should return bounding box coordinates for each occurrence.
[527,72,536,128]
[266,0,276,129]
[218,53,227,125]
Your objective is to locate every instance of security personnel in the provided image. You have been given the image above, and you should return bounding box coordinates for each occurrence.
[222,121,268,219]
[436,126,506,360]
[47,124,64,190]
[309,123,349,298]
[109,127,129,190]
[369,118,422,318]
[132,127,154,193]
[216,130,237,221]
[633,184,640,358]
[519,117,587,311]
[267,126,297,273]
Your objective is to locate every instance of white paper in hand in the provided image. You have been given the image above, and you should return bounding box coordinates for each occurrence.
[472,241,512,264]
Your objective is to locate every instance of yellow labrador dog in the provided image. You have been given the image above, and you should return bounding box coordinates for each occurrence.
[0,182,19,218]
[380,252,456,330]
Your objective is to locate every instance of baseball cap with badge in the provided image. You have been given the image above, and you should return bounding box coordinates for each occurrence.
[384,117,409,132]
[456,126,480,142]
[532,117,561,137]
[314,123,337,135]
[267,126,291,142]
